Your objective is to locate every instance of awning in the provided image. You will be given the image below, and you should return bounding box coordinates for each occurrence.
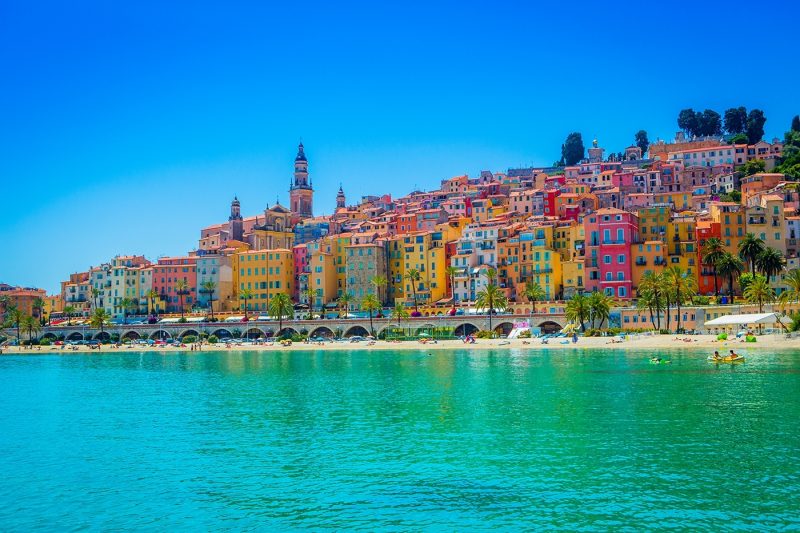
[224,316,245,322]
[704,313,791,326]
[158,318,180,323]
[186,317,206,323]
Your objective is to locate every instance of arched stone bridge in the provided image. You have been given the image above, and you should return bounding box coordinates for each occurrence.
[13,314,568,342]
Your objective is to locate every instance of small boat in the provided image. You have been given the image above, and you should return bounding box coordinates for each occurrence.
[650,357,671,364]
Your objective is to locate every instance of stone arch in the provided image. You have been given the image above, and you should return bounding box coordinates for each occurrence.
[122,330,141,340]
[179,329,200,339]
[493,321,515,337]
[149,330,172,340]
[93,331,111,341]
[309,326,334,338]
[40,332,58,341]
[454,323,479,337]
[537,320,562,334]
[344,325,370,337]
[66,331,83,341]
[212,328,232,339]
[277,327,299,338]
[244,327,264,339]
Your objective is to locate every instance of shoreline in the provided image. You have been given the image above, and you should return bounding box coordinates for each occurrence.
[3,334,798,355]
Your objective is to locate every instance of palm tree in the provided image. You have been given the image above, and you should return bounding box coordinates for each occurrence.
[701,237,725,296]
[565,293,590,332]
[305,287,316,319]
[588,291,614,329]
[717,252,745,304]
[31,297,45,325]
[119,297,134,324]
[757,247,785,280]
[337,292,353,318]
[174,280,189,320]
[404,268,421,313]
[90,308,111,337]
[5,306,23,346]
[91,287,101,310]
[638,271,665,330]
[391,304,410,337]
[201,280,217,320]
[475,283,508,335]
[361,293,381,336]
[62,305,75,326]
[21,315,41,346]
[370,275,387,305]
[445,266,459,302]
[269,293,294,336]
[744,274,774,312]
[239,288,253,320]
[523,281,546,315]
[779,269,800,310]
[665,266,697,333]
[738,233,766,275]
[147,289,159,315]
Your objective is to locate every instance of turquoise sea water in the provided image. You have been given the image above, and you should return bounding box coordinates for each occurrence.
[1,348,798,530]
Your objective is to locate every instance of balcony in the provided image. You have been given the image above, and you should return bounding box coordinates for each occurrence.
[532,268,554,275]
[635,259,647,266]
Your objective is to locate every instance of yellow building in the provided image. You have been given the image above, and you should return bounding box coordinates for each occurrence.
[666,213,697,276]
[398,231,448,306]
[746,195,786,255]
[250,205,294,251]
[553,220,584,261]
[233,249,294,313]
[653,192,693,211]
[710,202,746,254]
[43,294,63,318]
[562,259,584,299]
[637,205,670,242]
[631,240,667,294]
[308,250,337,311]
[519,225,563,300]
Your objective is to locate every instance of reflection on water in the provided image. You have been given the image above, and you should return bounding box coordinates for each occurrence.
[0,348,798,530]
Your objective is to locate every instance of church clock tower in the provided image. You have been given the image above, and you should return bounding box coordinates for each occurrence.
[289,143,314,224]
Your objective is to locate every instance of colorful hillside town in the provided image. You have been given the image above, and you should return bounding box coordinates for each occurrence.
[5,111,800,338]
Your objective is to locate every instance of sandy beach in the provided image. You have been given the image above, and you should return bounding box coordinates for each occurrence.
[4,333,799,355]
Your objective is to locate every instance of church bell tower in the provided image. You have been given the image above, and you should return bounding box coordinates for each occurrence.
[289,143,314,224]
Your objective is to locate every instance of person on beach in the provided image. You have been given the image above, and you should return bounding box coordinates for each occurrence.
[572,333,578,344]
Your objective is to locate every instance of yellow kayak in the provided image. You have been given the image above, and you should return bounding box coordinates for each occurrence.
[708,355,745,363]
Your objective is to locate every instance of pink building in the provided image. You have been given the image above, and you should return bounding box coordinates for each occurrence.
[292,244,309,302]
[584,208,638,299]
[151,256,198,313]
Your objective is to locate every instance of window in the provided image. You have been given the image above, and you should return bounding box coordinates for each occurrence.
[618,287,626,297]
[604,255,611,264]
[618,255,625,264]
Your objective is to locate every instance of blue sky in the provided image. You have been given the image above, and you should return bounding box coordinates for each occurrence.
[1,0,798,292]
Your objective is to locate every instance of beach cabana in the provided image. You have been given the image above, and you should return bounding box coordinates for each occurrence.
[703,313,790,334]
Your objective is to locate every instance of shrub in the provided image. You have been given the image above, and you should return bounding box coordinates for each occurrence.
[290,333,307,342]
[39,338,51,346]
[183,335,197,344]
[476,330,494,339]
[717,333,728,340]
[207,335,219,344]
[178,317,187,323]
[518,330,532,338]
[693,295,711,305]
